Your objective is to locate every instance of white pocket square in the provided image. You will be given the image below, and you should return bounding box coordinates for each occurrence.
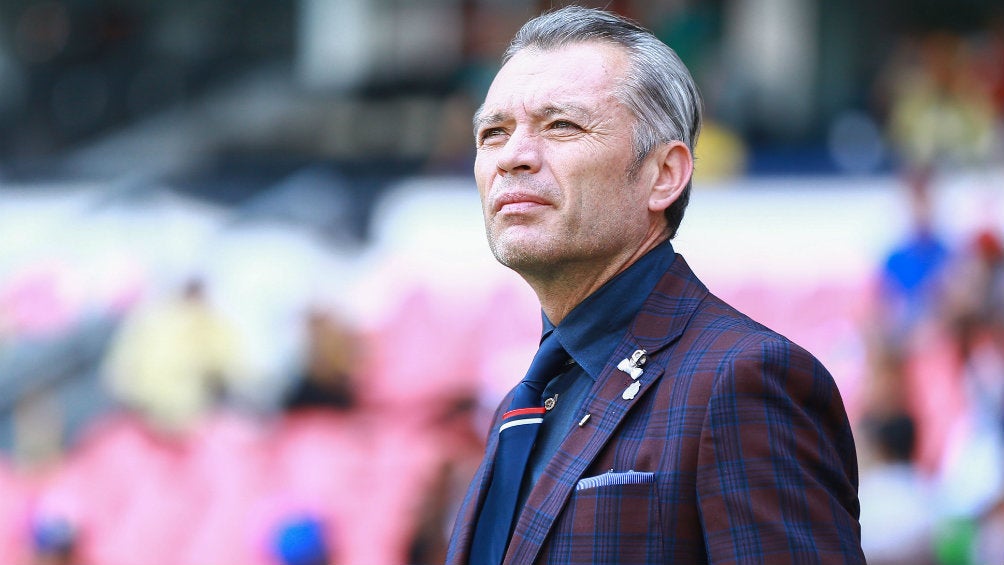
[575,470,655,491]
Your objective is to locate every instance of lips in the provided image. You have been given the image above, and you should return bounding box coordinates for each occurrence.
[493,191,551,214]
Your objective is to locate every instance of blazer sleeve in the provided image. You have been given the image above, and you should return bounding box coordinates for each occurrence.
[695,336,865,565]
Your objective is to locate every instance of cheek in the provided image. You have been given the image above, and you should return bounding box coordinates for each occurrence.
[577,168,645,225]
[474,158,494,194]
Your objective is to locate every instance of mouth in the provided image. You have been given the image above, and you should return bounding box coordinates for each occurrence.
[493,192,551,214]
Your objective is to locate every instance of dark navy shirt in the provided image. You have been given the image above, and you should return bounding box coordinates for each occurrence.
[516,239,677,507]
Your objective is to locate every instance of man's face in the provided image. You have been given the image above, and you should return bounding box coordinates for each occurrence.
[474,41,662,277]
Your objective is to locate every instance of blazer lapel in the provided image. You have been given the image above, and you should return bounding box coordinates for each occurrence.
[445,404,506,565]
[503,255,709,564]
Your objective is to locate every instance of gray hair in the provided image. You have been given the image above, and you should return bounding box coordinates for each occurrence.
[502,6,703,238]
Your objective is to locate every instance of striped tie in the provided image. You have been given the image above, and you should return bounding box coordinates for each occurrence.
[469,332,568,565]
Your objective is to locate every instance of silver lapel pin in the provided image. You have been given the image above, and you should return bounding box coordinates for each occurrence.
[617,349,647,400]
[617,349,647,380]
[622,381,641,400]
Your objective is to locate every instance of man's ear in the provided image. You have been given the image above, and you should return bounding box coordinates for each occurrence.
[648,141,693,213]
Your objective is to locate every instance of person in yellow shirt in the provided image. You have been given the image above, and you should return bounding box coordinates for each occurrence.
[102,278,242,435]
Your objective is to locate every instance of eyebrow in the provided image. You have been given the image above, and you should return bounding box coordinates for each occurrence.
[472,106,502,132]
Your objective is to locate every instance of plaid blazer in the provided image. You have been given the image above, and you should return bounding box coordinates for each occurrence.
[446,254,864,564]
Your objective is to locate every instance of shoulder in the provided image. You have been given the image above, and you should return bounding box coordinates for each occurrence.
[687,290,816,360]
[689,293,856,452]
[707,292,831,376]
[637,254,838,395]
[669,291,846,412]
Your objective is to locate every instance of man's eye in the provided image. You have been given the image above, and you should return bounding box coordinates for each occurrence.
[479,127,506,142]
[550,120,580,131]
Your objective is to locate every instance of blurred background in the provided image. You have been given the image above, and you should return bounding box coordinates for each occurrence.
[0,0,1002,564]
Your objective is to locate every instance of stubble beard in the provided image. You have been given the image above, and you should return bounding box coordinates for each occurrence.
[486,222,553,276]
[485,217,614,284]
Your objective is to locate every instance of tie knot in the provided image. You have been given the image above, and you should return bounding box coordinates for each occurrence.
[514,334,568,406]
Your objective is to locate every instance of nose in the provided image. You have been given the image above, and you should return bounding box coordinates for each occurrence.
[495,128,542,175]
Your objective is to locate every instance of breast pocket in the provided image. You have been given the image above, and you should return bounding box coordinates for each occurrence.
[551,471,665,563]
[576,470,654,491]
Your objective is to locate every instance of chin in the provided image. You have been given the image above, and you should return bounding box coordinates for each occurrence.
[489,237,554,273]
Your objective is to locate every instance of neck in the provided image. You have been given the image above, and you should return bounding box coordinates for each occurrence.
[527,230,669,325]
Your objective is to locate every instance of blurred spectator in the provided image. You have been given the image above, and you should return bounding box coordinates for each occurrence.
[933,228,1004,521]
[885,31,997,170]
[942,229,1004,355]
[29,515,79,565]
[874,168,951,342]
[270,515,332,565]
[407,398,484,565]
[941,227,1004,449]
[101,277,243,435]
[858,413,936,565]
[858,340,911,426]
[283,307,359,413]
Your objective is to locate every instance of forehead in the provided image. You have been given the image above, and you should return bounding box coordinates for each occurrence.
[480,41,630,120]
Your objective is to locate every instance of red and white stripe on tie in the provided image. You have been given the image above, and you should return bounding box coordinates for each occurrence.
[498,407,546,433]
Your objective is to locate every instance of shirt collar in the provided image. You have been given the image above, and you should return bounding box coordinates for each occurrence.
[543,240,676,380]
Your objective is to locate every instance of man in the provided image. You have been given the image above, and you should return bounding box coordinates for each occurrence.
[447,6,863,565]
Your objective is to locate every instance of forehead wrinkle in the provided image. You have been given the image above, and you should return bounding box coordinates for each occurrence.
[539,103,590,120]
